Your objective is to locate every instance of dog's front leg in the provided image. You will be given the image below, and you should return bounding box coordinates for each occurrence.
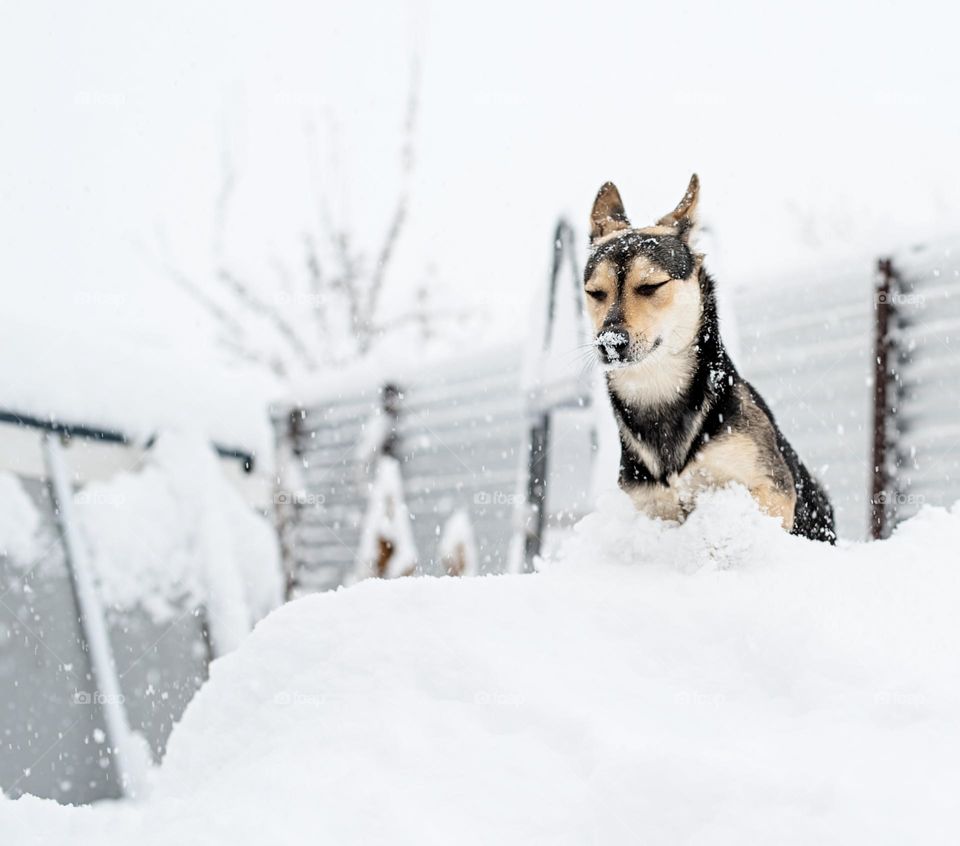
[750,482,797,531]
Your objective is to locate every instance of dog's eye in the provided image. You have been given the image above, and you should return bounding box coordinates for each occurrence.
[586,290,607,302]
[634,281,669,297]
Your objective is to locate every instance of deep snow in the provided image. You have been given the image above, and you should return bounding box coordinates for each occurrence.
[4,487,960,844]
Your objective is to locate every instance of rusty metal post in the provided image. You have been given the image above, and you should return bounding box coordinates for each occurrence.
[871,258,901,539]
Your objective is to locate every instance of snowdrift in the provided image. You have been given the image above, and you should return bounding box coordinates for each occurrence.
[5,488,960,845]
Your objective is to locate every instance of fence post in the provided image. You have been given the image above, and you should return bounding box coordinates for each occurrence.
[522,413,550,571]
[519,219,586,571]
[275,407,306,599]
[870,258,904,538]
[380,383,402,459]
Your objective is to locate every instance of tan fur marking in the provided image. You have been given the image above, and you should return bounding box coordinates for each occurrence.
[584,251,703,373]
[584,260,617,297]
[621,256,679,343]
[624,430,798,531]
[590,182,630,240]
[751,484,797,531]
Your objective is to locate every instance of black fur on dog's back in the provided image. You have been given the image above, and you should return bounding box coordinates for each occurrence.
[740,382,836,543]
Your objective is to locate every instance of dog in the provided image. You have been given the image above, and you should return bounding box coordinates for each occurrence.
[585,175,836,543]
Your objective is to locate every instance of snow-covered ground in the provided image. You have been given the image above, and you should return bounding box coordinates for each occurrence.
[5,487,960,844]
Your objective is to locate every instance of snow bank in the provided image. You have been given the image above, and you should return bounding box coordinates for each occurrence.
[76,432,284,651]
[5,487,960,844]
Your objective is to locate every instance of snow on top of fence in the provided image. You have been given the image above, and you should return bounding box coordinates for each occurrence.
[285,338,524,410]
[0,317,277,459]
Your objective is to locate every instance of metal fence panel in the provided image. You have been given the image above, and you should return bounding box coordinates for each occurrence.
[1,468,214,804]
[0,478,120,803]
[894,241,960,520]
[734,267,876,540]
[284,348,533,589]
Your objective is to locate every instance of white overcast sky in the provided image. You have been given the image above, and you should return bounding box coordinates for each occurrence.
[2,0,959,363]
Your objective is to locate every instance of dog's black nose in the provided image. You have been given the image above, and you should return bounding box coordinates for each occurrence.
[597,329,629,363]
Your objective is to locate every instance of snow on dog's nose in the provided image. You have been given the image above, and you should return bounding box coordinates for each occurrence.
[596,331,628,362]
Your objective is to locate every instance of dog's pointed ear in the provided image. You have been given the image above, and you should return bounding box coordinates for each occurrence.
[590,182,630,241]
[657,173,699,240]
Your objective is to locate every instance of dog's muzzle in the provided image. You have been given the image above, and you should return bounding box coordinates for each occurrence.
[596,330,629,364]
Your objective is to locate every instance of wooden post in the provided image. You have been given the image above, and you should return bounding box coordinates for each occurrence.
[871,258,900,539]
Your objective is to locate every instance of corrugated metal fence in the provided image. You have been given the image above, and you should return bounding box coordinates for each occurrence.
[734,260,875,540]
[278,347,531,592]
[276,234,960,594]
[887,241,960,523]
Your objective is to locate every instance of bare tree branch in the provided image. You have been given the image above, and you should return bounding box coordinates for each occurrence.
[216,332,288,379]
[217,269,320,372]
[131,235,248,343]
[145,51,431,379]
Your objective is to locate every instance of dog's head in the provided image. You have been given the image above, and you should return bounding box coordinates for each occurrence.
[584,175,703,369]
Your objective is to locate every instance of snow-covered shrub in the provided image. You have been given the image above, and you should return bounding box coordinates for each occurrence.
[352,455,417,581]
[438,508,478,576]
